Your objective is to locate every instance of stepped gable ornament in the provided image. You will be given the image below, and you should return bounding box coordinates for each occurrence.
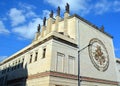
[37,24,41,32]
[43,17,46,26]
[65,3,69,13]
[49,10,53,18]
[57,6,60,16]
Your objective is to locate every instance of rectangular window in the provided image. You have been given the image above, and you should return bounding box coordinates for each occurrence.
[14,61,17,69]
[18,60,20,68]
[7,67,9,72]
[21,58,24,67]
[12,63,14,71]
[56,52,65,72]
[42,48,46,58]
[29,54,32,63]
[35,52,38,61]
[56,85,62,86]
[68,56,75,74]
[2,70,4,74]
[12,63,15,70]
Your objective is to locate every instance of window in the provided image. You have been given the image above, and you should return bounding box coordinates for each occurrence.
[7,67,9,72]
[42,48,46,58]
[12,63,14,70]
[7,64,10,72]
[14,61,17,69]
[68,56,75,74]
[29,54,32,63]
[56,85,63,86]
[35,52,38,61]
[21,58,24,67]
[56,52,65,72]
[18,60,20,68]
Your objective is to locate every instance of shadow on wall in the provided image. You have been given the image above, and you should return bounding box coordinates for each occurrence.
[0,62,28,86]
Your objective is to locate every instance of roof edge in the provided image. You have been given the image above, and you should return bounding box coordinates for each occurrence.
[70,14,113,39]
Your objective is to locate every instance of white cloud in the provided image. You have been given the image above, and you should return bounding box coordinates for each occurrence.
[0,56,7,62]
[113,1,120,12]
[26,11,37,18]
[94,0,120,14]
[94,0,111,15]
[42,10,50,18]
[0,21,10,34]
[42,10,57,18]
[19,2,36,11]
[115,48,120,51]
[12,18,42,39]
[9,3,42,39]
[9,8,26,26]
[18,3,37,18]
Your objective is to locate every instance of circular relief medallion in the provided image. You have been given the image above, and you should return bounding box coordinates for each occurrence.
[88,38,109,72]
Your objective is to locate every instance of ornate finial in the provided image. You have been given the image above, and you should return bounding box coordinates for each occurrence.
[101,25,104,32]
[43,17,46,26]
[37,24,40,32]
[65,3,69,13]
[49,10,53,18]
[57,6,60,16]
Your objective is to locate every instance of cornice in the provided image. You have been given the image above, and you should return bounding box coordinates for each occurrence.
[71,14,113,38]
[0,33,77,65]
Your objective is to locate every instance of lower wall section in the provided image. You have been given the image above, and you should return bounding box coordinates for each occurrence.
[26,71,118,86]
[5,71,118,86]
[27,76,50,86]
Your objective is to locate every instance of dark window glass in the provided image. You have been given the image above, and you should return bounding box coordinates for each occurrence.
[35,52,38,61]
[42,48,46,58]
[29,55,32,63]
[21,58,24,67]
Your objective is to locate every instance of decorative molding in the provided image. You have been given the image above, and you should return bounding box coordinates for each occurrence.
[27,71,118,85]
[5,71,118,85]
[81,76,118,85]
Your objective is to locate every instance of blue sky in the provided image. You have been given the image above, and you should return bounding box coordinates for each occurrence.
[0,0,120,61]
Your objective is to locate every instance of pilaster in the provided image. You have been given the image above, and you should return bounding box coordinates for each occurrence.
[47,18,53,34]
[41,26,46,37]
[64,12,69,36]
[55,16,61,32]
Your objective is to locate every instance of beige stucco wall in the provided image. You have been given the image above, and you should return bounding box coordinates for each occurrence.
[50,76,77,86]
[27,40,52,75]
[50,39,78,75]
[27,76,50,86]
[116,59,120,85]
[0,39,53,81]
[75,17,118,82]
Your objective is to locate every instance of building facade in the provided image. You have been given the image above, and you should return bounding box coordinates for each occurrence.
[0,4,119,86]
